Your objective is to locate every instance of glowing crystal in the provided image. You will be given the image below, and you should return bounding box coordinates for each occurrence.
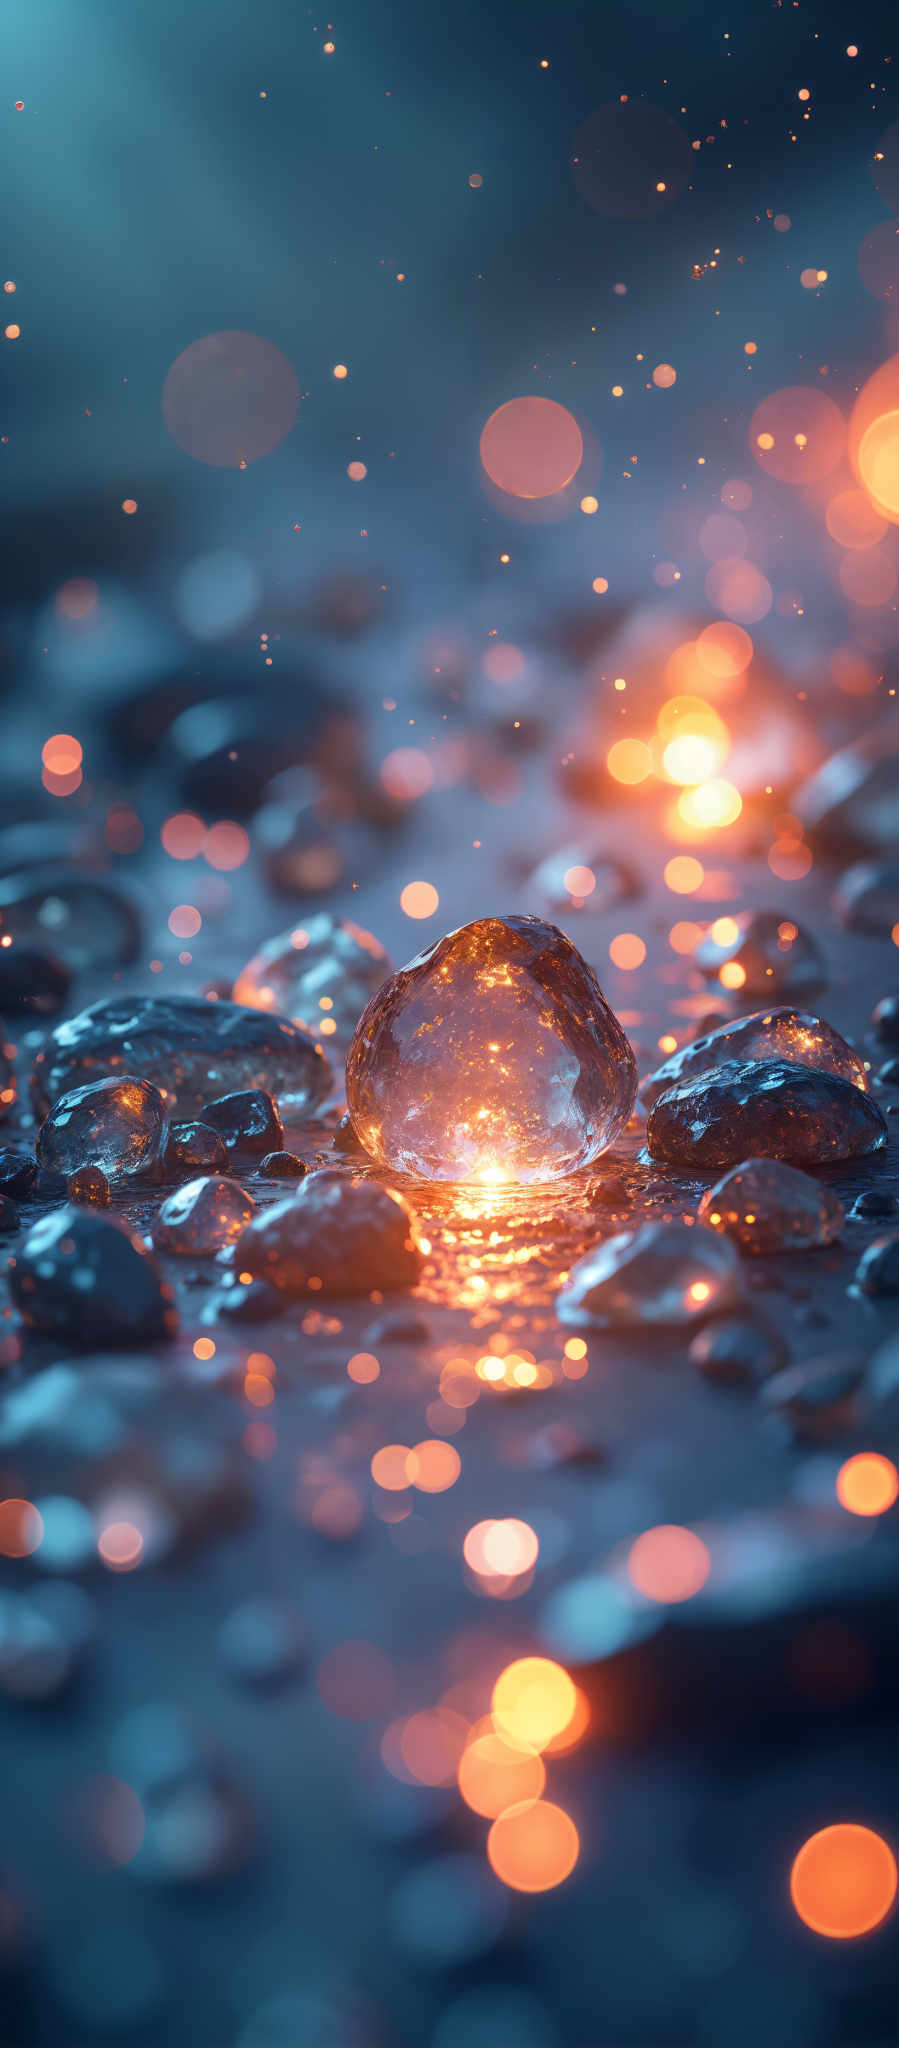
[698,1158,844,1253]
[641,1007,867,1109]
[233,913,389,1060]
[36,1076,167,1183]
[346,915,637,1184]
[155,1176,255,1256]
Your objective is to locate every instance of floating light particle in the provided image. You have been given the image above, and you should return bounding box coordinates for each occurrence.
[790,1825,897,1938]
[664,854,704,894]
[609,932,646,970]
[468,172,483,188]
[563,864,596,898]
[406,1440,461,1493]
[669,919,703,954]
[332,364,347,378]
[0,1498,43,1558]
[719,960,747,990]
[42,733,83,775]
[592,575,609,593]
[628,1524,710,1602]
[611,384,623,397]
[400,880,439,918]
[479,397,583,499]
[347,460,367,481]
[580,494,598,513]
[161,812,206,859]
[168,904,201,939]
[371,1444,412,1492]
[563,1336,587,1360]
[492,1657,577,1750]
[98,1521,144,1571]
[3,281,14,293]
[487,1800,580,1892]
[193,1338,215,1360]
[607,737,652,784]
[798,88,811,101]
[347,1352,380,1383]
[836,1453,899,1517]
[653,362,676,387]
[204,821,250,870]
[677,778,742,828]
[4,323,19,339]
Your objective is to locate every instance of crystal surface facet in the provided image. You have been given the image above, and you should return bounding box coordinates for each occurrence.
[346,914,637,1184]
[648,1059,887,1168]
[36,1076,167,1183]
[698,1157,844,1253]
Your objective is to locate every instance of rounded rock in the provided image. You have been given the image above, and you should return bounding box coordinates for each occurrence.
[233,912,390,1062]
[36,1075,167,1183]
[155,1175,255,1256]
[641,1007,867,1109]
[698,1158,844,1254]
[695,912,824,1001]
[258,1150,306,1179]
[67,1165,110,1208]
[346,914,637,1184]
[558,1219,742,1329]
[11,1206,177,1346]
[233,1168,424,1297]
[201,1089,283,1158]
[648,1060,887,1169]
[162,1120,229,1176]
[856,1234,899,1297]
[689,1315,788,1385]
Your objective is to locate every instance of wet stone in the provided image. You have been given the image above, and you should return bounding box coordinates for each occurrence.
[346,914,637,1184]
[258,1150,306,1179]
[155,1176,255,1256]
[695,912,824,1000]
[641,1006,867,1109]
[648,1060,887,1169]
[11,1206,177,1347]
[36,1075,167,1183]
[872,995,899,1049]
[0,1193,19,1233]
[760,1353,865,1441]
[0,1151,38,1199]
[233,912,390,1062]
[162,1120,229,1176]
[0,867,141,970]
[698,1158,844,1254]
[364,1309,431,1346]
[233,1168,424,1298]
[332,1111,369,1158]
[68,1166,110,1207]
[833,859,899,936]
[794,730,899,854]
[202,1089,282,1159]
[0,946,71,1016]
[856,1234,899,1297]
[217,1598,305,1688]
[689,1316,788,1386]
[214,1275,286,1324]
[849,1188,897,1221]
[558,1219,742,1329]
[30,992,331,1121]
[877,1057,899,1088]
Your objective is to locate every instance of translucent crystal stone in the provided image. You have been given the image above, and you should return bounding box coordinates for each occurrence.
[695,912,824,999]
[641,1006,867,1109]
[698,1158,844,1253]
[162,1121,228,1176]
[233,1168,424,1296]
[36,1077,167,1183]
[648,1059,887,1168]
[558,1220,741,1328]
[30,993,331,1121]
[155,1176,255,1255]
[233,913,390,1060]
[202,1089,282,1158]
[11,1206,177,1346]
[0,868,140,969]
[688,1315,787,1384]
[856,1234,899,1296]
[346,915,637,1184]
[68,1165,111,1207]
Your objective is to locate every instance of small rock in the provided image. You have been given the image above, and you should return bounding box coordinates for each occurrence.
[364,1310,431,1346]
[162,1121,229,1176]
[68,1166,110,1207]
[872,995,899,1049]
[232,1169,424,1298]
[0,1150,36,1199]
[648,1060,887,1169]
[11,1206,177,1346]
[0,946,71,1017]
[849,1189,897,1221]
[877,1057,899,1088]
[232,912,390,1063]
[36,1076,167,1183]
[155,1176,255,1256]
[856,1234,899,1297]
[695,912,824,1000]
[641,1006,866,1108]
[760,1353,865,1441]
[558,1219,742,1329]
[215,1275,286,1323]
[202,1089,283,1159]
[698,1158,844,1253]
[258,1150,306,1178]
[689,1316,787,1385]
[332,1112,369,1157]
[30,992,331,1121]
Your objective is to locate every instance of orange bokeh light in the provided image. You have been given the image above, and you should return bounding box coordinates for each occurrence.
[0,1497,43,1558]
[627,1524,710,1603]
[491,1657,577,1751]
[400,880,439,919]
[790,1824,897,1938]
[749,385,846,484]
[826,488,888,550]
[479,397,583,499]
[607,737,653,784]
[487,1798,580,1892]
[609,932,646,970]
[664,855,704,893]
[458,1727,546,1817]
[836,1453,899,1517]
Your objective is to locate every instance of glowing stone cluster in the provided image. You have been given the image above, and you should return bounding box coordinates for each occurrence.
[346,915,637,1184]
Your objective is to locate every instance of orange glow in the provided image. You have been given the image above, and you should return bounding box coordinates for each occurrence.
[790,1825,897,1938]
[653,362,676,387]
[710,915,739,945]
[121,498,138,515]
[483,642,526,683]
[480,397,583,499]
[848,357,899,522]
[695,621,753,681]
[836,1453,899,1518]
[204,821,250,870]
[663,851,708,892]
[161,812,206,859]
[371,1444,412,1492]
[398,1708,468,1785]
[492,1657,577,1751]
[627,1524,711,1603]
[826,489,888,550]
[459,1730,546,1818]
[663,733,723,784]
[168,904,201,938]
[0,1498,43,1558]
[347,460,367,481]
[98,1521,144,1571]
[705,557,773,624]
[347,1351,380,1384]
[677,779,742,829]
[543,1685,591,1753]
[750,386,846,483]
[838,547,897,608]
[380,748,434,800]
[41,733,82,776]
[580,494,599,514]
[406,1440,461,1492]
[244,1372,274,1407]
[400,880,439,918]
[609,932,646,970]
[463,1517,539,1577]
[719,960,747,990]
[487,1799,580,1892]
[607,737,653,784]
[193,1338,215,1360]
[669,919,703,954]
[564,864,596,897]
[333,363,348,378]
